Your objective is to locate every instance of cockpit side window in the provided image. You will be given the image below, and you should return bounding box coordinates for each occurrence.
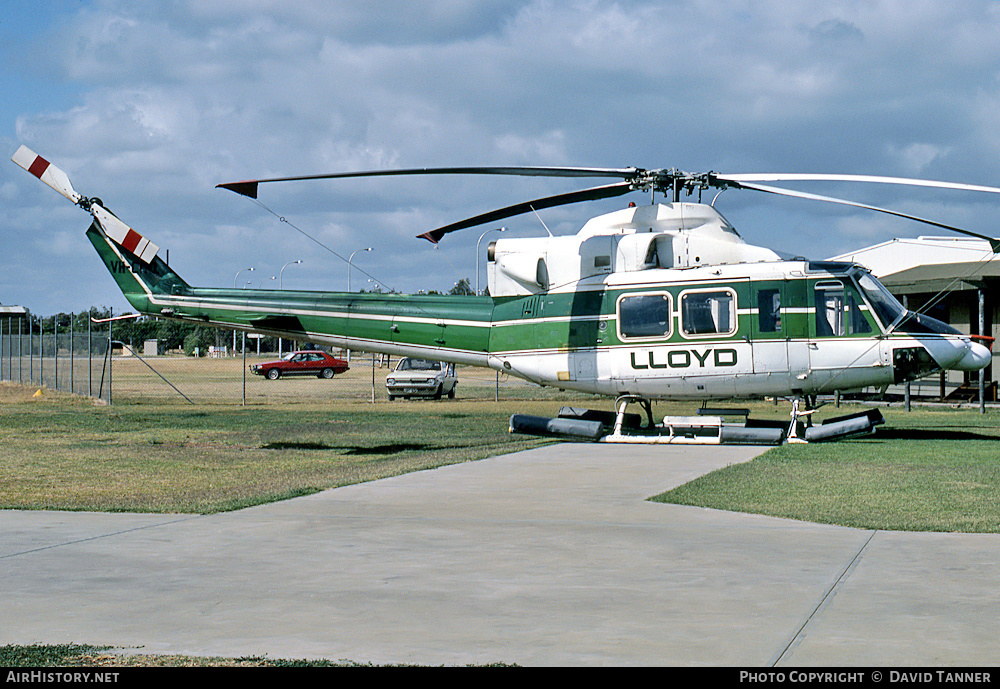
[814,281,872,337]
[854,272,906,330]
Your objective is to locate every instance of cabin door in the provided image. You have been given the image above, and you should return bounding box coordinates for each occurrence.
[751,280,811,392]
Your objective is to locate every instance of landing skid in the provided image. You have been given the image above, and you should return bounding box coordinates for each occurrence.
[509,395,883,445]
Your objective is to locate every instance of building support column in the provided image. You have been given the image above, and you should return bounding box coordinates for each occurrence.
[980,287,986,414]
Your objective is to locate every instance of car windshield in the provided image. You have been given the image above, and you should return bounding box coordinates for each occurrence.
[396,358,441,371]
[281,353,296,361]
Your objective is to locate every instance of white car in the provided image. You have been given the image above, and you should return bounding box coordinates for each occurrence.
[386,358,457,400]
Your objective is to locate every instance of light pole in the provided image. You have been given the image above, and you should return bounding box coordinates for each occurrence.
[233,268,253,356]
[234,267,254,288]
[348,247,372,291]
[347,248,372,363]
[258,276,275,289]
[280,259,302,289]
[476,227,505,295]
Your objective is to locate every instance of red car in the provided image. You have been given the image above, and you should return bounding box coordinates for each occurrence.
[250,350,349,380]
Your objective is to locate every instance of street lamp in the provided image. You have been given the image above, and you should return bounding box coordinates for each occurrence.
[280,259,302,289]
[476,227,505,295]
[348,247,372,291]
[258,276,276,289]
[234,267,254,288]
[232,268,254,357]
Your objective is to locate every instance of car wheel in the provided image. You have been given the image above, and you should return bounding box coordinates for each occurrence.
[448,385,456,399]
[266,369,280,380]
[320,368,335,379]
[433,384,443,400]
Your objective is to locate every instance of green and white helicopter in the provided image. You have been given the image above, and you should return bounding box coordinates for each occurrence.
[12,146,998,444]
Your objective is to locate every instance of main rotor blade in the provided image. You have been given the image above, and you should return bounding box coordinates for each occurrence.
[734,180,1000,252]
[417,181,636,243]
[717,173,1000,196]
[218,166,639,199]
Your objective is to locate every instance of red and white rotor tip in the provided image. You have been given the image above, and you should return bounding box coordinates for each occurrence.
[11,145,83,204]
[92,205,160,264]
[11,145,159,264]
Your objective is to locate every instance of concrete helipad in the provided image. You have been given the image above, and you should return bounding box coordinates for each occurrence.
[3,443,999,666]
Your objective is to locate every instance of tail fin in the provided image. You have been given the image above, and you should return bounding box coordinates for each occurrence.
[86,220,189,311]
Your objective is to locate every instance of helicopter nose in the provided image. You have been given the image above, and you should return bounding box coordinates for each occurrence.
[922,336,992,372]
[954,340,992,372]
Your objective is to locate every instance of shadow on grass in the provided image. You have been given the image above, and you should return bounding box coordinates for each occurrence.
[262,441,431,454]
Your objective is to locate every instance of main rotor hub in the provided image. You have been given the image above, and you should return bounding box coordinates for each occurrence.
[630,169,730,200]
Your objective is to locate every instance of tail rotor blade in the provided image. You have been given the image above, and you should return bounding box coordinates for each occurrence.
[92,204,160,263]
[11,145,83,205]
[11,145,160,264]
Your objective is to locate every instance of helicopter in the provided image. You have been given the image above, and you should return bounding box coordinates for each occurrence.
[11,145,998,444]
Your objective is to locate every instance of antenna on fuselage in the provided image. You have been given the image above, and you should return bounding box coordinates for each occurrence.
[529,204,553,237]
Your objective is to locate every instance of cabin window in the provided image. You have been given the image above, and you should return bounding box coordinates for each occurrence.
[757,288,781,333]
[680,289,736,337]
[617,292,672,339]
[814,281,872,337]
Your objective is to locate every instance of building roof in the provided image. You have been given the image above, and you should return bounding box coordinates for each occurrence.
[830,237,1000,294]
[0,305,28,316]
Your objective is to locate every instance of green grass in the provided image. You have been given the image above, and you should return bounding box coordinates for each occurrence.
[653,407,1000,532]
[0,383,554,513]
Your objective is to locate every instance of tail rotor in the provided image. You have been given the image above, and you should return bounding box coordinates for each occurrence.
[11,145,160,264]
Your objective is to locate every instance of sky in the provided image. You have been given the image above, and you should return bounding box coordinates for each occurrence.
[4,0,1000,315]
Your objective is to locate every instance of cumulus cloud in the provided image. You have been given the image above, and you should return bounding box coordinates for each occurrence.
[5,0,1000,313]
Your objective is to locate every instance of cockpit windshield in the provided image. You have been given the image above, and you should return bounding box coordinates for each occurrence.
[854,271,906,329]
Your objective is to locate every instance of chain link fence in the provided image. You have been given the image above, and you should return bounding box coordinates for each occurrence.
[0,314,564,406]
[0,315,112,399]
